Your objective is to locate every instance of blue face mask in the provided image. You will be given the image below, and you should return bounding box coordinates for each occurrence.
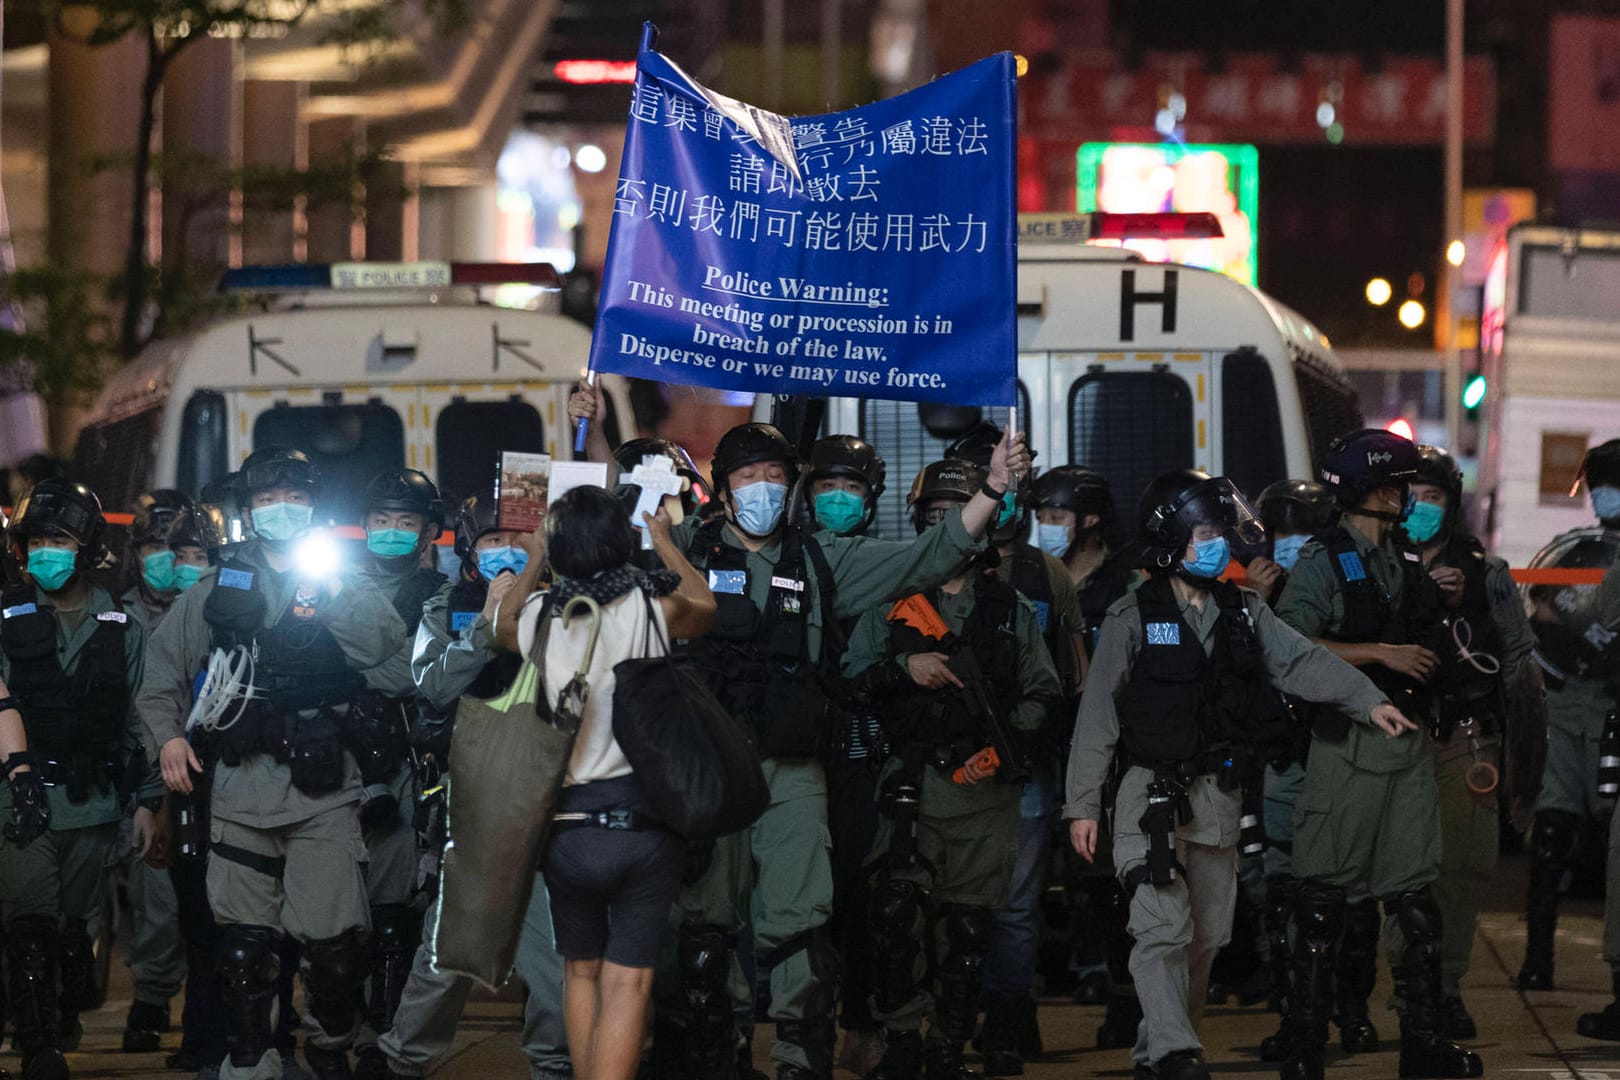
[995,492,1019,530]
[1034,522,1074,558]
[1271,534,1309,572]
[1403,500,1446,544]
[142,550,176,592]
[1182,536,1230,580]
[813,490,866,535]
[1593,486,1620,523]
[367,528,419,559]
[27,547,78,592]
[476,547,528,581]
[173,563,205,592]
[251,501,314,543]
[732,481,788,536]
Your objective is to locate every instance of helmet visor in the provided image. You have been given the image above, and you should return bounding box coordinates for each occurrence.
[242,456,318,496]
[15,489,97,545]
[1175,477,1266,547]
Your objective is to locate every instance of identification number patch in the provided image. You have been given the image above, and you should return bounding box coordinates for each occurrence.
[1337,551,1367,582]
[1,603,37,619]
[1030,599,1051,634]
[218,568,254,591]
[96,611,128,624]
[450,611,477,632]
[708,569,747,595]
[1146,622,1181,646]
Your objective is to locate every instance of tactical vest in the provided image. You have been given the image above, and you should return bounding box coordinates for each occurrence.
[349,566,447,782]
[0,585,128,800]
[1433,534,1507,731]
[1008,545,1079,697]
[445,577,522,701]
[202,556,362,714]
[1317,525,1442,733]
[1115,576,1291,771]
[685,518,837,758]
[884,575,1021,756]
[1079,552,1137,658]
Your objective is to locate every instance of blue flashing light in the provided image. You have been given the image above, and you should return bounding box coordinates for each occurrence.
[219,264,332,292]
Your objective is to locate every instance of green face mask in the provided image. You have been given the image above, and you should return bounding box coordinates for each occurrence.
[26,547,77,592]
[367,527,419,559]
[813,490,866,535]
[995,492,1018,530]
[1402,500,1446,544]
[173,563,205,591]
[142,550,176,592]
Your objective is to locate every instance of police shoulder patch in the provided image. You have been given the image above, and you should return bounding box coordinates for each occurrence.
[1337,551,1367,582]
[1146,621,1181,646]
[218,568,254,591]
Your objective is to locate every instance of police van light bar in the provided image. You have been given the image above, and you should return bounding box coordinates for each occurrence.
[1017,212,1224,245]
[220,261,562,294]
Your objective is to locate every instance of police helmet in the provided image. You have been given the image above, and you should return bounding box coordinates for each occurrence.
[452,493,501,565]
[236,447,319,510]
[808,435,886,498]
[907,459,985,535]
[168,503,230,562]
[1257,478,1338,538]
[364,469,446,530]
[9,479,107,569]
[1033,466,1113,527]
[1137,470,1265,565]
[1317,428,1420,509]
[129,490,193,547]
[942,422,1003,470]
[614,437,711,514]
[709,423,798,493]
[1573,439,1620,495]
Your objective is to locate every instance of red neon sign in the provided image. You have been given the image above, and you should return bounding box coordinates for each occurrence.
[552,59,637,85]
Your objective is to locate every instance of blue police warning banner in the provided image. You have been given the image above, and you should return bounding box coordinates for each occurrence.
[587,38,1016,406]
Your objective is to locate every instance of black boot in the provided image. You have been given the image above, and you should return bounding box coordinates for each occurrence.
[1150,1049,1211,1080]
[123,999,169,1053]
[1440,996,1477,1041]
[921,1037,976,1080]
[1333,898,1381,1054]
[8,916,67,1080]
[1519,811,1575,991]
[1259,877,1298,1061]
[1097,993,1142,1049]
[55,920,94,1053]
[1386,890,1482,1079]
[869,1031,922,1080]
[1279,881,1344,1080]
[976,993,1022,1077]
[1577,971,1620,1040]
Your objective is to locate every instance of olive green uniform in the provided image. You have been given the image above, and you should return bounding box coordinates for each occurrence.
[1065,585,1385,1066]
[842,575,1060,1035]
[136,547,405,1080]
[1274,524,1442,896]
[665,509,985,1075]
[1386,554,1535,998]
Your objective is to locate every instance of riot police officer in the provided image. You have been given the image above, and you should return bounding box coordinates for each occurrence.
[1066,469,1399,1080]
[137,447,406,1080]
[577,405,1023,1080]
[1383,446,1539,1037]
[802,433,890,1075]
[1274,429,1482,1080]
[1517,438,1620,995]
[120,490,194,1054]
[1,480,147,1080]
[843,457,1061,1080]
[348,470,451,1080]
[378,492,571,1080]
[1577,522,1620,1040]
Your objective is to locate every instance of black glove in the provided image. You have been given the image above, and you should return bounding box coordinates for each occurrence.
[7,767,50,848]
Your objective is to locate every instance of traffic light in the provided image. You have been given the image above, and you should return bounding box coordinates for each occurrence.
[1462,373,1487,419]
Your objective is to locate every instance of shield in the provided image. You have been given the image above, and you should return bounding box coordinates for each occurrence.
[1524,526,1620,682]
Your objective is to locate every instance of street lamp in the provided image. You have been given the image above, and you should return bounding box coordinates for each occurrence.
[1398,299,1427,329]
[1365,277,1393,306]
[1446,240,1466,267]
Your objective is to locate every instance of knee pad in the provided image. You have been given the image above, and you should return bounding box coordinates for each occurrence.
[676,925,733,996]
[869,879,926,1014]
[1295,881,1347,950]
[369,904,421,958]
[1531,810,1582,864]
[935,905,994,1043]
[1384,888,1443,951]
[219,925,280,1067]
[6,915,61,1049]
[871,878,925,938]
[675,924,736,1070]
[303,927,368,1038]
[57,918,97,1015]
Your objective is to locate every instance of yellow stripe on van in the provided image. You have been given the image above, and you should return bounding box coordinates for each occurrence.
[425,445,433,471]
[1198,420,1206,449]
[423,405,431,427]
[288,386,314,397]
[1097,352,1126,361]
[239,411,248,435]
[409,445,417,468]
[547,400,555,424]
[246,388,271,398]
[1134,353,1163,363]
[490,383,518,393]
[1173,352,1201,362]
[1197,374,1205,401]
[423,383,450,393]
[407,404,415,428]
[345,385,369,397]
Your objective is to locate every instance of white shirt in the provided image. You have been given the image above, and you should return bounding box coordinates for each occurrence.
[515,587,668,787]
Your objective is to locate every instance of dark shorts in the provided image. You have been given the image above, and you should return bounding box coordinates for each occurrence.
[542,774,684,968]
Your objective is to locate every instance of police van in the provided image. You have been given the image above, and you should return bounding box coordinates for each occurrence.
[70,262,632,524]
[817,214,1364,539]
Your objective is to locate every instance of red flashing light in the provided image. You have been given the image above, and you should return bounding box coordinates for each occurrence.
[553,59,637,85]
[450,262,561,288]
[1386,418,1415,441]
[1087,211,1224,241]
